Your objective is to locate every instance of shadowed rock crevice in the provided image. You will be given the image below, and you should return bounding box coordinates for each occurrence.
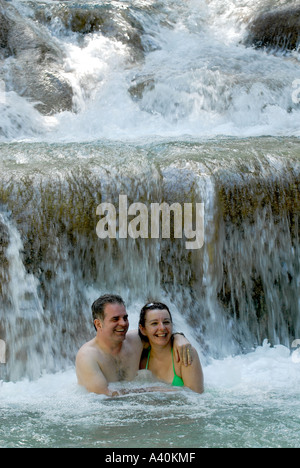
[245,6,300,52]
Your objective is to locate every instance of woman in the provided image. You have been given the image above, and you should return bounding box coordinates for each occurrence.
[139,302,204,394]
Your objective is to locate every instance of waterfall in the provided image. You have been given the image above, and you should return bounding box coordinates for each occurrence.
[1,0,300,141]
[0,0,299,382]
[0,211,52,380]
[0,139,299,381]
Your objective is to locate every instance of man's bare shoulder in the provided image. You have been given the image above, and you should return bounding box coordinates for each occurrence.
[125,329,143,350]
[76,338,101,364]
[75,339,110,394]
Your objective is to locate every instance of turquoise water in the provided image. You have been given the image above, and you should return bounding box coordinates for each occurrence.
[1,343,300,448]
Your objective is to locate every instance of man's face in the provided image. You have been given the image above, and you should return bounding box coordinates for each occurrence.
[95,302,129,343]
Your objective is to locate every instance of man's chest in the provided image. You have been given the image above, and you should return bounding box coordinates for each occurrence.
[100,351,140,382]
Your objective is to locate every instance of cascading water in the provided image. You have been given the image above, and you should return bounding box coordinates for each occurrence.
[0,0,299,449]
[1,0,300,140]
[0,210,53,381]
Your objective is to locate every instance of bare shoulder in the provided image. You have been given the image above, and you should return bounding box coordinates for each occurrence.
[77,338,95,356]
[75,339,110,394]
[76,339,101,367]
[126,329,144,352]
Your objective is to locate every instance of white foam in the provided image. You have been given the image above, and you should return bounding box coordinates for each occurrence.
[1,0,300,142]
[1,339,299,404]
[205,340,300,396]
[1,339,299,447]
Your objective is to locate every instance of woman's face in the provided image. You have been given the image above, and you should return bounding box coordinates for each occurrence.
[140,309,173,346]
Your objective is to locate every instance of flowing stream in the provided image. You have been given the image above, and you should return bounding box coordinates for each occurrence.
[0,0,299,448]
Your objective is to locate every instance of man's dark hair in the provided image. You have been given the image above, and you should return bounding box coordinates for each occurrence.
[92,294,125,330]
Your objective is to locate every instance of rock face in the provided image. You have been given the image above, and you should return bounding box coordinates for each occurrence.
[0,0,73,115]
[33,2,147,60]
[246,6,300,51]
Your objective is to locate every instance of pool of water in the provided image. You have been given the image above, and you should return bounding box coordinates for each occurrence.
[1,341,299,448]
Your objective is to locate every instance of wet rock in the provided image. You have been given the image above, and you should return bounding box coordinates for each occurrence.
[0,0,73,114]
[128,75,156,101]
[34,3,146,60]
[246,6,300,51]
[0,12,9,50]
[0,215,10,299]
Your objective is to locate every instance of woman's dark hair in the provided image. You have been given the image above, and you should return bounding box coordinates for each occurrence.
[138,302,173,342]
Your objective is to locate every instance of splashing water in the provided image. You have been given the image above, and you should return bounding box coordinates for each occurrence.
[0,0,300,141]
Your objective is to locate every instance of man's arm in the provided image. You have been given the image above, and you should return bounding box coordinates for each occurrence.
[181,348,204,394]
[76,348,110,396]
[128,329,193,367]
[172,333,193,366]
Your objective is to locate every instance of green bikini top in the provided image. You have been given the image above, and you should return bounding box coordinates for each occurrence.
[146,347,184,387]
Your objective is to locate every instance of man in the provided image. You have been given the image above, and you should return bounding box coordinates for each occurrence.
[76,294,193,396]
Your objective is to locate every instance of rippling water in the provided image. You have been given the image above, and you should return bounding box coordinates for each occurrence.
[1,342,299,448]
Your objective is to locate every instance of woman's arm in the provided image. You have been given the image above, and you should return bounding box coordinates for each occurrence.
[181,348,204,394]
